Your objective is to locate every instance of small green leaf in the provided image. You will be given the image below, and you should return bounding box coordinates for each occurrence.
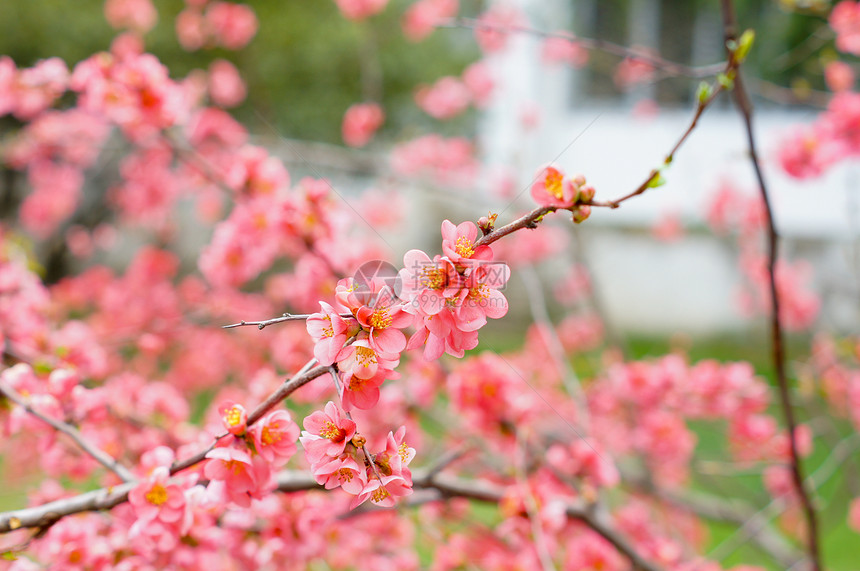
[736,29,755,63]
[2,551,17,561]
[696,81,713,105]
[646,173,666,189]
[717,72,735,90]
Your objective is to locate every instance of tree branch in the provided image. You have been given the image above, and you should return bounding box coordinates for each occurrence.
[437,17,724,79]
[222,313,352,330]
[0,379,136,483]
[717,3,822,570]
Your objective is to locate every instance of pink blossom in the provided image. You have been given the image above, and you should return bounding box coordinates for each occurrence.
[474,5,524,53]
[402,0,458,41]
[129,466,189,530]
[461,60,494,108]
[830,1,860,55]
[849,497,860,532]
[312,453,368,494]
[5,109,110,169]
[653,211,683,242]
[104,0,158,33]
[342,102,384,147]
[336,337,400,381]
[8,58,69,120]
[823,91,860,154]
[390,134,477,187]
[415,76,471,120]
[350,473,413,508]
[440,219,493,265]
[407,309,479,359]
[206,2,258,50]
[455,261,510,331]
[777,127,836,179]
[218,401,248,436]
[614,55,656,90]
[530,165,577,208]
[20,160,84,238]
[0,56,15,116]
[176,8,206,50]
[341,368,388,410]
[71,52,189,141]
[541,36,588,68]
[307,301,351,365]
[300,401,358,464]
[250,409,300,465]
[565,533,625,571]
[825,60,855,92]
[397,249,461,316]
[334,0,389,20]
[208,59,246,107]
[203,445,262,506]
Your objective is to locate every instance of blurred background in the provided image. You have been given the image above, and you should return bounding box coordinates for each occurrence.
[1,0,856,341]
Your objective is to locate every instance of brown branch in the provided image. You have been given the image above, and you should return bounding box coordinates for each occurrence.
[0,379,136,483]
[718,3,822,570]
[437,17,724,79]
[473,206,556,248]
[222,313,352,330]
[0,360,330,533]
[626,475,803,569]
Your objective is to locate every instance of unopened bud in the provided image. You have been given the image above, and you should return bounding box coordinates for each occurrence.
[351,434,367,448]
[578,185,595,203]
[572,205,591,224]
[478,212,498,235]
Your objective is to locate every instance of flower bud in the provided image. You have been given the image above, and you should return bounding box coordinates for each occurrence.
[572,205,591,224]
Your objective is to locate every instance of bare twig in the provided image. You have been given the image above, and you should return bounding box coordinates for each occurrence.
[222,313,352,330]
[437,17,724,79]
[718,3,822,570]
[625,474,803,568]
[0,379,135,483]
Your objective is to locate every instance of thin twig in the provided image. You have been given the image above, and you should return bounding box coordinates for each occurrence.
[222,313,352,330]
[0,379,135,483]
[171,359,324,474]
[437,17,725,79]
[718,3,822,570]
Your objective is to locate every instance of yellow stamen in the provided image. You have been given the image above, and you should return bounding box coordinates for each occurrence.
[545,168,564,200]
[455,236,475,258]
[261,422,282,446]
[320,420,343,440]
[371,487,391,503]
[225,406,243,428]
[145,483,168,506]
[369,308,392,329]
[355,346,378,367]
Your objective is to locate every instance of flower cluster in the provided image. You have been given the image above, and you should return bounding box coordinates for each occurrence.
[530,165,595,222]
[399,220,510,360]
[300,402,414,508]
[202,402,299,507]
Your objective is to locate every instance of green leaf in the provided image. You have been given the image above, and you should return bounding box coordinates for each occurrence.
[2,551,18,561]
[696,81,713,105]
[646,173,666,189]
[736,29,755,63]
[717,72,735,90]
